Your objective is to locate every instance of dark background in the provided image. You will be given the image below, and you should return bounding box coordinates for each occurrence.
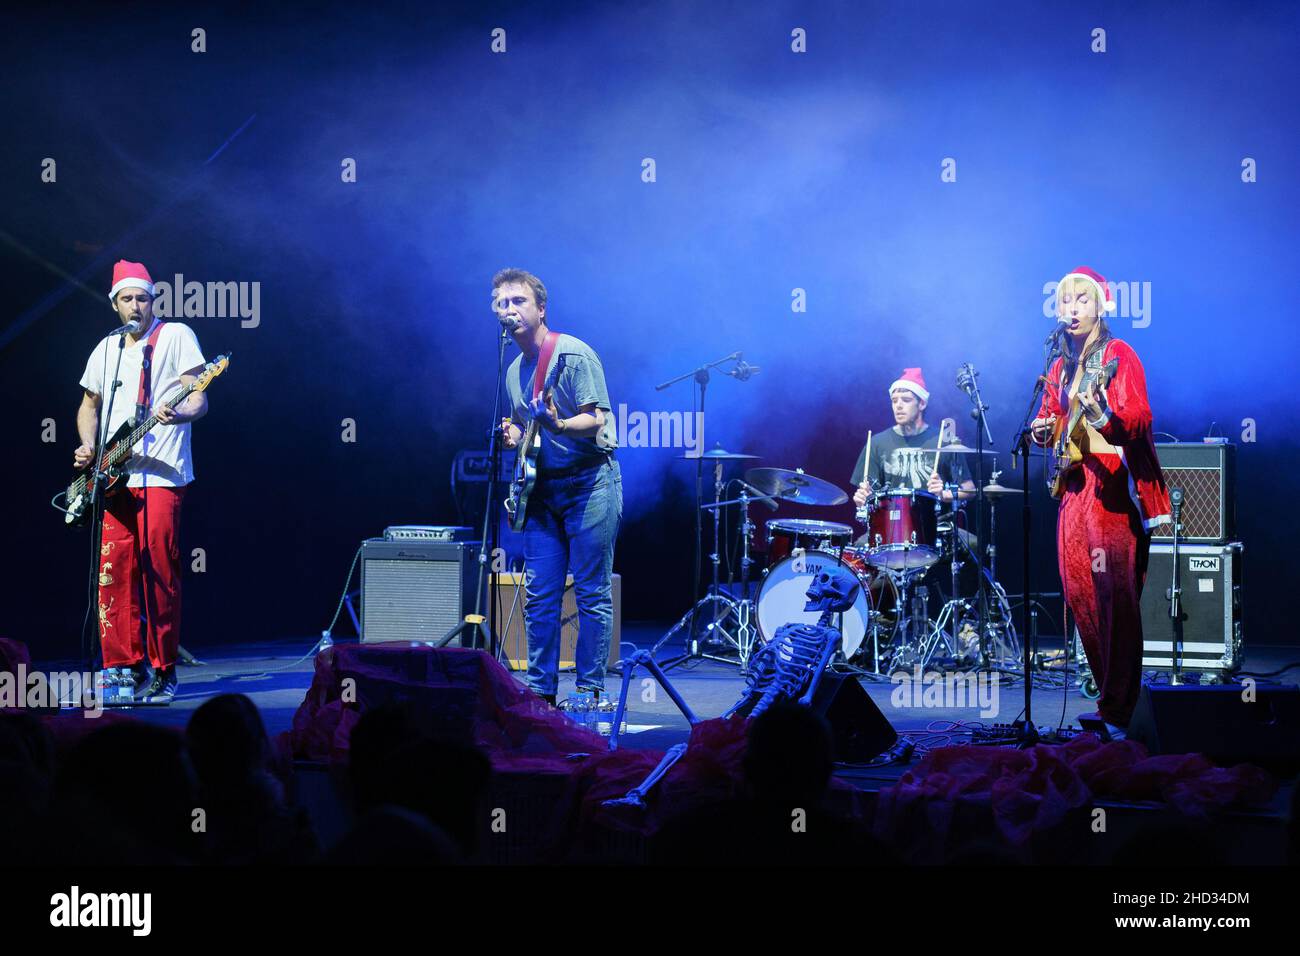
[3,0,1295,661]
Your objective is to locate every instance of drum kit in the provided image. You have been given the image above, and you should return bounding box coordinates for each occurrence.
[654,445,1024,678]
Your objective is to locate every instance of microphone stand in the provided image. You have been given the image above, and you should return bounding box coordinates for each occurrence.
[1008,332,1065,746]
[1167,487,1185,685]
[438,325,511,652]
[82,332,130,671]
[959,365,995,668]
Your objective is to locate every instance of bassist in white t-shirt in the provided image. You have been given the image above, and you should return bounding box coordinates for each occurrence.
[73,260,208,702]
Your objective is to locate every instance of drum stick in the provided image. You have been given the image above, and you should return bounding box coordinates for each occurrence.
[858,430,873,493]
[930,418,954,478]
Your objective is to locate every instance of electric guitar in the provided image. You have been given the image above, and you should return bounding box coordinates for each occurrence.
[1047,356,1118,499]
[58,354,230,527]
[504,355,566,532]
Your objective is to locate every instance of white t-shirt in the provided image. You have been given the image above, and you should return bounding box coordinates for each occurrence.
[79,320,207,488]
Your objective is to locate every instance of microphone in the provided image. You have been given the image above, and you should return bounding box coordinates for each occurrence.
[727,354,760,381]
[499,315,520,331]
[956,363,976,397]
[111,319,142,336]
[1044,316,1069,347]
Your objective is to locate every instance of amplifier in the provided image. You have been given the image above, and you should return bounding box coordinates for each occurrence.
[360,539,483,645]
[1150,442,1236,543]
[383,525,474,542]
[1140,542,1242,676]
[493,573,621,668]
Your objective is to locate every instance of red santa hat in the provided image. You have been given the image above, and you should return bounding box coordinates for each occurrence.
[107,260,155,303]
[1059,265,1116,313]
[887,367,929,403]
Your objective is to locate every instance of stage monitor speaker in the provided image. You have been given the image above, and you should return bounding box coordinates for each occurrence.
[360,539,482,646]
[1150,442,1236,543]
[807,674,898,764]
[494,572,621,668]
[1127,683,1300,770]
[1140,542,1242,675]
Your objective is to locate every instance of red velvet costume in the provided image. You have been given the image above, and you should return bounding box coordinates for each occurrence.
[1036,338,1171,726]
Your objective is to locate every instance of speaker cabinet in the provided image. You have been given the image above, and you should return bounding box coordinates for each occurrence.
[1140,542,1242,675]
[360,540,482,645]
[493,572,621,668]
[1128,683,1300,770]
[1150,443,1236,543]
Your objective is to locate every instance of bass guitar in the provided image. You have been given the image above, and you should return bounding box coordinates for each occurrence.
[57,353,230,527]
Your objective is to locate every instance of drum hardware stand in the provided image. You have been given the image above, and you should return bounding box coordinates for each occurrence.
[653,469,774,673]
[878,564,930,670]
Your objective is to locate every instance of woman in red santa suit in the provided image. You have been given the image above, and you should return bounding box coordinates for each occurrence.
[1031,267,1171,735]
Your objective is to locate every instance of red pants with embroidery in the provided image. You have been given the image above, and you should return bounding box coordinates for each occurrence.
[1057,453,1150,726]
[98,486,186,669]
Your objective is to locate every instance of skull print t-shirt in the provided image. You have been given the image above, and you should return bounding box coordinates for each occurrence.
[849,424,969,492]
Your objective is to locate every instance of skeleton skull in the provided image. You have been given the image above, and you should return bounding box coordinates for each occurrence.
[803,565,860,613]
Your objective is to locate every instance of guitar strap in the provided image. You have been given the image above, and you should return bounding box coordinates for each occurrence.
[1059,340,1108,397]
[532,331,561,400]
[134,321,167,425]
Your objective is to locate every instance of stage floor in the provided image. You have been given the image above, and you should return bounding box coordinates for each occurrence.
[69,624,1299,761]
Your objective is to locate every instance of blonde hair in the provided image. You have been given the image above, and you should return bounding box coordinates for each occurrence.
[1058,277,1111,380]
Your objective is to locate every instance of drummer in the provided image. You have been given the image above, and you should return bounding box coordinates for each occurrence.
[850,367,976,510]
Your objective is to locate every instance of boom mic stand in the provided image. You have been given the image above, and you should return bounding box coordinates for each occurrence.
[438,324,511,652]
[651,351,754,667]
[958,363,995,668]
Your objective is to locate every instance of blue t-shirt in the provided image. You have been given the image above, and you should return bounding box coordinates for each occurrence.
[505,333,616,471]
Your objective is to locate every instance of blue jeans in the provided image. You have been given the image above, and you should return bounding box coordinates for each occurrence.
[523,458,622,696]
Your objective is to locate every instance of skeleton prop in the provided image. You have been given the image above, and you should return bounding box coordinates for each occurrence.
[603,565,859,807]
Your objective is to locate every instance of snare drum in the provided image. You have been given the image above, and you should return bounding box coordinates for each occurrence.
[765,518,854,564]
[865,490,941,570]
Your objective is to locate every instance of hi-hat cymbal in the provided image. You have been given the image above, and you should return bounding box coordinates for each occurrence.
[743,467,848,506]
[678,445,760,461]
[981,482,1025,499]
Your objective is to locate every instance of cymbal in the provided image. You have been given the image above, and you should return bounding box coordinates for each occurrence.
[937,441,998,455]
[981,482,1025,499]
[744,467,849,506]
[678,445,760,461]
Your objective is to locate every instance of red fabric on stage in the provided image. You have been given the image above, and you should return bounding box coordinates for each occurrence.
[873,735,1277,862]
[97,485,186,669]
[284,644,606,767]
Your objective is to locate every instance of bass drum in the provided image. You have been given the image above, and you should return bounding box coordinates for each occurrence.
[756,549,894,660]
